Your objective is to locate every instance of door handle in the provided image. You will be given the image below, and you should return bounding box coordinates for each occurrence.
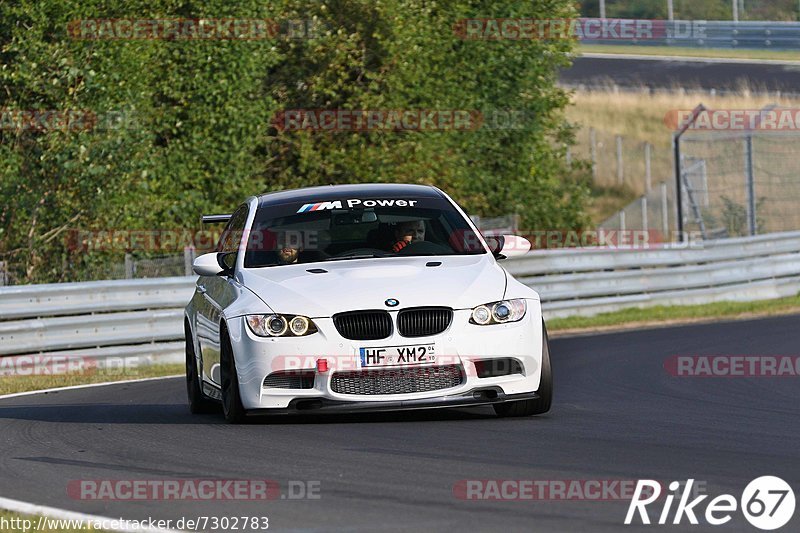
[197,285,207,294]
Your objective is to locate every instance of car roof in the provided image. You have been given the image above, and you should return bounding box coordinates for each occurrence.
[256,183,444,208]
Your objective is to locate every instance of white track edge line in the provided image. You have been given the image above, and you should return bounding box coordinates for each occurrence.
[0,495,182,533]
[0,375,182,401]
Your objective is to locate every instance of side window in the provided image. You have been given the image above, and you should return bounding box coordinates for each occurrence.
[217,204,250,255]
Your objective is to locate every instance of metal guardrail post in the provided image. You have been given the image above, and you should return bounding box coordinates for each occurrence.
[661,182,669,238]
[673,104,707,243]
[674,134,683,241]
[641,197,648,233]
[184,247,197,276]
[745,134,757,236]
[740,103,777,236]
[124,254,134,279]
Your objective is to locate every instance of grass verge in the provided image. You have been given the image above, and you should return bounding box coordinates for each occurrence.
[0,363,183,396]
[548,293,800,333]
[579,44,800,62]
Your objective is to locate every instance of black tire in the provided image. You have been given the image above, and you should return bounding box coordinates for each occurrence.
[220,328,247,424]
[494,320,553,417]
[185,324,218,414]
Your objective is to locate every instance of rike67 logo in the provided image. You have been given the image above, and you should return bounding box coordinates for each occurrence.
[626,477,795,530]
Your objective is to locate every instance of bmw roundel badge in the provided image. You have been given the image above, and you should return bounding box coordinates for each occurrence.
[385,298,399,307]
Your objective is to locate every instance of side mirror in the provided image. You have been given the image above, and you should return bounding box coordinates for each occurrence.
[487,235,531,260]
[192,252,233,277]
[217,252,237,276]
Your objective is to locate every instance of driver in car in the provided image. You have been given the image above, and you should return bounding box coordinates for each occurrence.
[390,220,426,252]
[277,244,300,265]
[276,230,329,264]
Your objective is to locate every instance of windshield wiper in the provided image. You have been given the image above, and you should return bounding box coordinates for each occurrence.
[324,253,387,262]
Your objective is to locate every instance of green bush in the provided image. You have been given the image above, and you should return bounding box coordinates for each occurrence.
[1,0,588,284]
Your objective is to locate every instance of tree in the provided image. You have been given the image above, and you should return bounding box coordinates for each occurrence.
[1,0,588,284]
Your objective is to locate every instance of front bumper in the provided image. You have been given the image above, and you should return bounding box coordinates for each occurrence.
[247,388,539,416]
[221,301,543,411]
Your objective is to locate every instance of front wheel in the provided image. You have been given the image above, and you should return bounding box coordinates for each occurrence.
[220,330,247,424]
[185,326,217,414]
[494,320,553,417]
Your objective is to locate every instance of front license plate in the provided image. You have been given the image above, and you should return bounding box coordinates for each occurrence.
[359,344,436,368]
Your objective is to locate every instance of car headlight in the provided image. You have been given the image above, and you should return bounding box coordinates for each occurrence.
[246,314,318,337]
[470,299,527,325]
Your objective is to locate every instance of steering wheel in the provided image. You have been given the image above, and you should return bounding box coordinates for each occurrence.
[393,240,451,255]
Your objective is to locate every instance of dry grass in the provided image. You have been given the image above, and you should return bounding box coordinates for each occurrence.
[565,87,800,224]
[0,364,183,396]
[548,293,800,333]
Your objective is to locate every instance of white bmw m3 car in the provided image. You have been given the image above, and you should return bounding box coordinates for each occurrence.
[184,183,552,422]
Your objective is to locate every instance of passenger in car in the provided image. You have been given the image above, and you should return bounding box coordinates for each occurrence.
[390,220,426,252]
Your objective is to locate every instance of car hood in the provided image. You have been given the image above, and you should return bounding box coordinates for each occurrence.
[240,255,507,317]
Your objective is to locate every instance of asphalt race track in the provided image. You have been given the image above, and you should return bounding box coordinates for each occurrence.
[1,315,798,532]
[561,56,800,93]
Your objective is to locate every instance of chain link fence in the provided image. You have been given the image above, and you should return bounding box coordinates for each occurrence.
[598,181,675,239]
[0,250,195,287]
[679,131,800,238]
[123,250,196,279]
[471,214,520,235]
[570,127,673,195]
[597,126,800,241]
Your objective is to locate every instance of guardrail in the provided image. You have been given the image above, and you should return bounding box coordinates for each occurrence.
[1,231,799,367]
[518,231,800,318]
[0,277,195,369]
[579,19,800,50]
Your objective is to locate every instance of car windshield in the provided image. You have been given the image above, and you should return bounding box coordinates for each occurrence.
[243,196,486,268]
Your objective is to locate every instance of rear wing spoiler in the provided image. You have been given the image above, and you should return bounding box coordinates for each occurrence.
[202,214,231,224]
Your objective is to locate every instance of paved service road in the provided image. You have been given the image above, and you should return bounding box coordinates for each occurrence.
[1,315,798,532]
[561,56,800,92]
